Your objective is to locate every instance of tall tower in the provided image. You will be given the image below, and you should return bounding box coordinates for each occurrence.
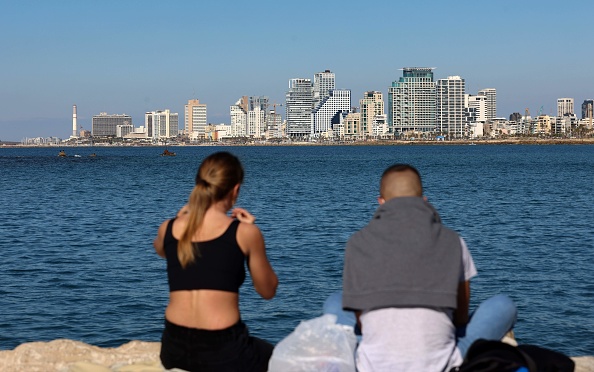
[360,91,385,137]
[437,76,466,138]
[582,99,594,119]
[285,78,313,137]
[313,70,335,108]
[72,105,78,137]
[312,89,351,134]
[184,99,207,139]
[388,67,436,135]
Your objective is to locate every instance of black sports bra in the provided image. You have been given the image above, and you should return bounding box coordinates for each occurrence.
[164,218,246,293]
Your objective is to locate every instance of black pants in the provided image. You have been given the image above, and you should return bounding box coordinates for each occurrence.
[160,319,273,372]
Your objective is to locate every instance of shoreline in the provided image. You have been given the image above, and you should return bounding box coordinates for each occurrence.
[3,137,594,148]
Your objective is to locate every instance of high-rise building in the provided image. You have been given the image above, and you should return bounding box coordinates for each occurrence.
[360,91,385,137]
[92,113,133,137]
[145,110,179,139]
[436,76,466,138]
[285,78,313,137]
[230,96,269,137]
[582,99,594,119]
[465,95,487,123]
[230,97,248,137]
[312,89,351,134]
[388,67,436,135]
[478,88,497,120]
[184,99,207,138]
[556,98,574,117]
[313,70,335,108]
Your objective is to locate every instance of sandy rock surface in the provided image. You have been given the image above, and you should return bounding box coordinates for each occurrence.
[0,338,592,371]
[0,339,165,372]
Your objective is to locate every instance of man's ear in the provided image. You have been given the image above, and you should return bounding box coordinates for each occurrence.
[377,197,385,205]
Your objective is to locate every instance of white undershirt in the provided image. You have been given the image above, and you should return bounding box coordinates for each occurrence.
[356,237,477,372]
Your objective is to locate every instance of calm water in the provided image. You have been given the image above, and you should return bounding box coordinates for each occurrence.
[0,145,593,356]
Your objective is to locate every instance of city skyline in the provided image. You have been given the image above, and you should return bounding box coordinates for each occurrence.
[1,0,592,141]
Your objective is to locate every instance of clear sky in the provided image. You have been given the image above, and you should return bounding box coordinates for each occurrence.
[1,0,592,141]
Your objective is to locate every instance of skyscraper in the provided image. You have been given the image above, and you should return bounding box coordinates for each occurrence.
[313,70,335,108]
[557,98,574,117]
[582,99,594,119]
[184,99,207,138]
[312,89,351,134]
[285,78,313,137]
[388,67,436,135]
[478,88,497,120]
[436,76,466,138]
[360,91,385,137]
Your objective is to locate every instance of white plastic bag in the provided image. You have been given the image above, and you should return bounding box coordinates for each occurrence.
[268,314,357,372]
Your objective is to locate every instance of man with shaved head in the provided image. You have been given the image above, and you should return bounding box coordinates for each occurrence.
[326,164,517,371]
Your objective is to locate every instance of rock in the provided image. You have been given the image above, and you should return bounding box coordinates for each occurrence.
[1,338,593,371]
[0,339,163,372]
[574,356,594,372]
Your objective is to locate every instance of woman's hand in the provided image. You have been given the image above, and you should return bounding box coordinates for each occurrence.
[231,207,256,224]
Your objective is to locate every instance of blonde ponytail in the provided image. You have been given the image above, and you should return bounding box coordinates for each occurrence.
[178,181,213,268]
[177,152,244,268]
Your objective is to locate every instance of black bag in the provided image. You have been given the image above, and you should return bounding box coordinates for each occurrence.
[450,339,574,372]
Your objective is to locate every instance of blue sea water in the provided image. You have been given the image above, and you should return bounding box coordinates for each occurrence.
[0,145,592,356]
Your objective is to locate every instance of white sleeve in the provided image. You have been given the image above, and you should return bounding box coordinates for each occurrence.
[459,237,477,282]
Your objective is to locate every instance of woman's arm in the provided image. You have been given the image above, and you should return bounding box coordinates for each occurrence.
[153,220,169,258]
[235,214,278,300]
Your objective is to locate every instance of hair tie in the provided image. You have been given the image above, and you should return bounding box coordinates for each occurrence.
[197,178,209,187]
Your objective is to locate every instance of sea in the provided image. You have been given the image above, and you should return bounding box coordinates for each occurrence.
[0,144,593,356]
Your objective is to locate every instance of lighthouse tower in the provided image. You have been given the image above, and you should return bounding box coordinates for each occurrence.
[72,105,78,138]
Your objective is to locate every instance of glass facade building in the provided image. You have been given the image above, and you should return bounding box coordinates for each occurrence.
[388,67,436,135]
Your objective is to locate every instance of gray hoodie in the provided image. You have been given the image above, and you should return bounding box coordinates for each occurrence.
[342,197,461,312]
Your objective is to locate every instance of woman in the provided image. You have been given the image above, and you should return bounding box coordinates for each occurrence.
[154,151,278,371]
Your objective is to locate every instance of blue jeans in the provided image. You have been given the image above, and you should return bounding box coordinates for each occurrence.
[323,291,517,357]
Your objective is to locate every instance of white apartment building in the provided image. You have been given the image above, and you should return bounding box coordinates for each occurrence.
[247,107,265,138]
[184,99,207,139]
[145,109,179,140]
[312,89,351,135]
[436,76,466,138]
[478,88,497,120]
[360,91,385,137]
[230,96,268,137]
[557,98,574,117]
[285,78,313,137]
[466,95,487,123]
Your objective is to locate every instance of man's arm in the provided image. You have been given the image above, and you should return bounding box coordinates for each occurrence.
[453,280,470,327]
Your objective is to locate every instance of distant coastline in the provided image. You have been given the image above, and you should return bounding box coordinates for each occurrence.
[2,137,594,148]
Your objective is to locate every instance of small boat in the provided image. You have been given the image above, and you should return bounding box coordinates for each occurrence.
[74,154,81,158]
[89,153,97,158]
[161,148,176,156]
[58,150,66,157]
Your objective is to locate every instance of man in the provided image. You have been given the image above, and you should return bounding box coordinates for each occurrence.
[335,164,516,371]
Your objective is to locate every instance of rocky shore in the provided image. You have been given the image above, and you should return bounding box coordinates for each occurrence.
[0,339,593,371]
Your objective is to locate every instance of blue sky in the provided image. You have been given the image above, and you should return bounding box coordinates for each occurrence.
[1,0,592,141]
